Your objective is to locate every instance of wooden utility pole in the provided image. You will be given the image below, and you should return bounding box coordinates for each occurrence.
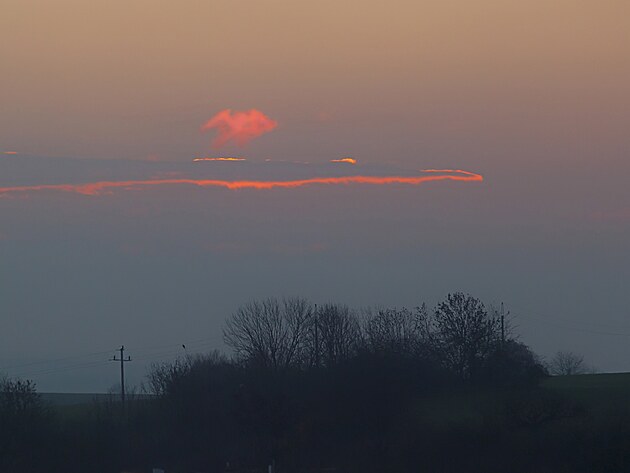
[110,346,132,405]
[500,302,510,347]
[314,303,320,368]
[500,302,505,345]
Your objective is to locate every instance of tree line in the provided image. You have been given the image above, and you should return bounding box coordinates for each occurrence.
[222,294,545,385]
[0,293,604,473]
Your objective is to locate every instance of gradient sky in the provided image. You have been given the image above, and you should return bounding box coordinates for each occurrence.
[1,0,629,392]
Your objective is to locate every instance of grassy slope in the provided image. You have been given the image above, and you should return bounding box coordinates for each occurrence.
[543,372,630,408]
[413,373,630,428]
[47,374,630,424]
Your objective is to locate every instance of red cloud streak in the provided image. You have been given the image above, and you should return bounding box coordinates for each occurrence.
[0,170,482,196]
[193,157,246,162]
[201,109,278,147]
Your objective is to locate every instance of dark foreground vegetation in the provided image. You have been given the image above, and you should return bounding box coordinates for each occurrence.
[1,293,627,472]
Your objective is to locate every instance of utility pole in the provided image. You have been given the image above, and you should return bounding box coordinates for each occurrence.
[314,303,319,368]
[500,302,508,347]
[110,346,132,405]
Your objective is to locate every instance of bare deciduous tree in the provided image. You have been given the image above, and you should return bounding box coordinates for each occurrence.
[223,297,314,370]
[147,351,227,396]
[363,305,431,356]
[432,293,501,379]
[0,377,41,415]
[548,351,589,376]
[308,303,361,367]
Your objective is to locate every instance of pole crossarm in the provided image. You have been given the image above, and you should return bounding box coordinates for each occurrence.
[110,345,132,405]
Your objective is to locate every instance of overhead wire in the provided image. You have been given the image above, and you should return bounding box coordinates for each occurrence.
[0,349,114,372]
[515,310,630,337]
[1,337,220,379]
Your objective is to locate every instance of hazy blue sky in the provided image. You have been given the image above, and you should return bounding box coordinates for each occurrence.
[1,0,629,391]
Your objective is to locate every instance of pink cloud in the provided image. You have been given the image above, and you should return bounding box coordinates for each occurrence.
[201,109,278,148]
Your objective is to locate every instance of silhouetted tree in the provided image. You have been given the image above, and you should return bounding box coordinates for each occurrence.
[432,293,501,379]
[363,305,431,357]
[483,339,548,386]
[145,351,241,470]
[307,303,361,367]
[0,377,52,472]
[548,351,589,375]
[224,297,315,370]
[148,352,219,396]
[0,377,41,416]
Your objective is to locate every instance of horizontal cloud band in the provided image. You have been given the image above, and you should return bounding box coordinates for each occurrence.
[0,170,482,196]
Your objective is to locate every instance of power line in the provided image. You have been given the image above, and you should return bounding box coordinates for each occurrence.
[516,311,630,337]
[0,349,113,372]
[1,337,219,377]
[132,340,216,363]
[11,360,111,379]
[8,341,213,379]
[130,337,215,355]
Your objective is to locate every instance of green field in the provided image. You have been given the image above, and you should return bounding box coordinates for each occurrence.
[543,372,630,408]
[408,373,630,428]
[44,374,630,426]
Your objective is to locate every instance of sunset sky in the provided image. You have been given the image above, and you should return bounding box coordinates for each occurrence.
[1,0,629,391]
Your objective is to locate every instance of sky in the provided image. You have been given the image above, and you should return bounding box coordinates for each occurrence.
[1,0,629,392]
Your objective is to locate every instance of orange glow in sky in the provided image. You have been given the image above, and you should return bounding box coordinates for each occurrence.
[193,157,246,162]
[3,151,18,155]
[200,109,278,148]
[420,169,483,177]
[330,158,357,164]
[0,170,482,196]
